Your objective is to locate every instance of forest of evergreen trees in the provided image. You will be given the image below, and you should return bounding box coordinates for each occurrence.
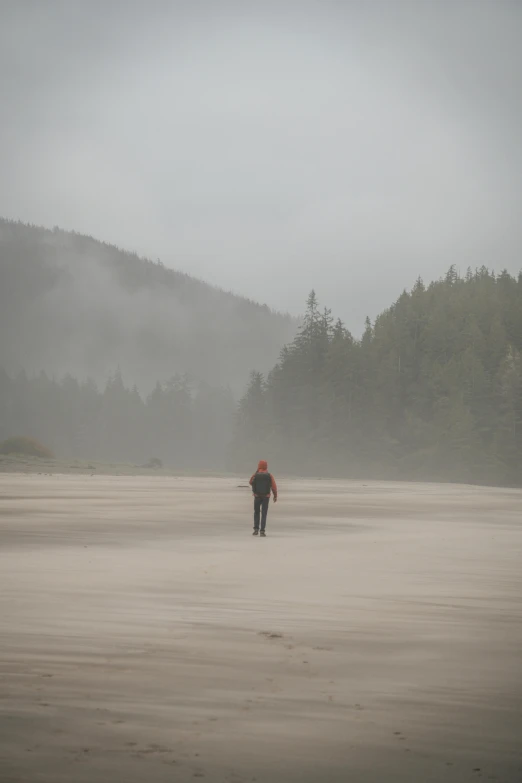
[232,267,522,486]
[0,369,235,470]
[1,266,521,486]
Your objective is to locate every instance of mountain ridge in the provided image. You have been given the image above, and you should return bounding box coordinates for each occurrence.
[0,218,297,392]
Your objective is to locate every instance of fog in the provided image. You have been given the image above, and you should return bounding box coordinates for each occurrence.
[0,220,295,392]
[1,6,522,781]
[1,0,521,330]
[0,2,521,479]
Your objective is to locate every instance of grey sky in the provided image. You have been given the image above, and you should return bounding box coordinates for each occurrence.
[1,0,521,331]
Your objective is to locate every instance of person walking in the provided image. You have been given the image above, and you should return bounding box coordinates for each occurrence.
[249,460,277,537]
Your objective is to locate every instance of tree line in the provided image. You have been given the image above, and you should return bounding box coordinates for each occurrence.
[231,267,522,486]
[0,368,235,470]
[2,266,521,486]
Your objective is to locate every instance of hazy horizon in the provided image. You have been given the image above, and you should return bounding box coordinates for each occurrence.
[2,0,521,331]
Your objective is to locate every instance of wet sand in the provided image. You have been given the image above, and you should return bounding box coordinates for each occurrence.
[0,474,521,783]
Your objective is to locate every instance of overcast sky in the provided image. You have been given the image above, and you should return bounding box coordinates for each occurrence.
[1,0,521,331]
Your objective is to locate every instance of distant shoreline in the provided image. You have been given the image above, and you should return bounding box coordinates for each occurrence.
[0,454,237,479]
[1,454,521,491]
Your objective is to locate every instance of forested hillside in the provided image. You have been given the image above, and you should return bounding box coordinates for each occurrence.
[2,256,521,485]
[0,219,296,391]
[232,268,522,486]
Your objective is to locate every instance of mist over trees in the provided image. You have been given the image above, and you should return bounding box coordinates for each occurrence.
[1,216,521,486]
[0,369,234,470]
[0,219,296,392]
[231,268,522,486]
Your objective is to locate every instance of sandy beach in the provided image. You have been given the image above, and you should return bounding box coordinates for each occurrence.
[0,473,521,783]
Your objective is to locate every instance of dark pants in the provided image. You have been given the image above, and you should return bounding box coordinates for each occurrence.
[254,496,270,531]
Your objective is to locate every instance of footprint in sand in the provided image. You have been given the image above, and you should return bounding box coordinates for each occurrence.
[134,745,172,755]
